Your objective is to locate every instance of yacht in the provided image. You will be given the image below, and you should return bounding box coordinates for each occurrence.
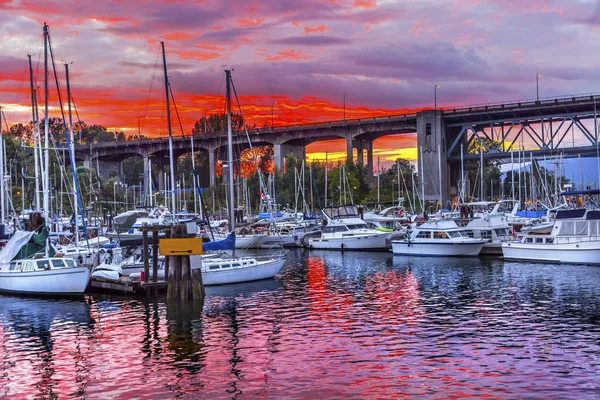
[502,208,600,264]
[391,219,487,256]
[463,215,515,256]
[308,205,389,251]
[0,230,91,296]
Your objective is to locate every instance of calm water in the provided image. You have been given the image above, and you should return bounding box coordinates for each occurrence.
[1,250,600,399]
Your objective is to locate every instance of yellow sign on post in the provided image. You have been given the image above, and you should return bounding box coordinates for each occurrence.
[159,238,204,256]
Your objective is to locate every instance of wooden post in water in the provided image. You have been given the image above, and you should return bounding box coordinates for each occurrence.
[152,230,159,283]
[164,229,171,280]
[164,224,204,300]
[142,223,149,283]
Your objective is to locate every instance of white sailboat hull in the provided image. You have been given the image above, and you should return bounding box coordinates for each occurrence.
[0,267,91,296]
[391,240,485,256]
[502,241,600,264]
[199,258,285,286]
[309,232,388,250]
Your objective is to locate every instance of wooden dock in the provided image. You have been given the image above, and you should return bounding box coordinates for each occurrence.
[88,276,168,295]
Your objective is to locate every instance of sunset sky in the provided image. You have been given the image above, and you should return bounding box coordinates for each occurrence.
[1,0,600,166]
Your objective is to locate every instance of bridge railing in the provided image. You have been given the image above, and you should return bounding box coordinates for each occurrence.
[444,92,600,116]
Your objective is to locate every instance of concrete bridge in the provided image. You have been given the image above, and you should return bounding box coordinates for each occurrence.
[76,93,600,205]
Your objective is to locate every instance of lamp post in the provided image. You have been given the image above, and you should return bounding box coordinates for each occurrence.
[137,116,146,139]
[343,92,348,124]
[536,73,541,101]
[434,85,440,109]
[271,101,278,129]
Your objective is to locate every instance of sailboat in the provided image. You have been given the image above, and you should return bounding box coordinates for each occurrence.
[191,69,285,285]
[0,24,91,296]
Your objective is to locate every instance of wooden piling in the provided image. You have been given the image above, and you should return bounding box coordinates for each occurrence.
[142,223,149,283]
[164,224,205,301]
[152,230,159,283]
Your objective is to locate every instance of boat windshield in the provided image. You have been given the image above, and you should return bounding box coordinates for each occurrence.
[448,231,463,238]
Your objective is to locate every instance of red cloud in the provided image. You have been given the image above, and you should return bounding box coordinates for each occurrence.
[304,25,330,34]
[265,49,313,61]
[354,0,377,9]
[237,17,265,27]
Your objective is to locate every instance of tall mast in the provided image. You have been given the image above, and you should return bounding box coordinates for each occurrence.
[43,23,50,241]
[65,62,84,247]
[0,107,4,225]
[28,55,41,210]
[161,41,176,217]
[225,69,235,231]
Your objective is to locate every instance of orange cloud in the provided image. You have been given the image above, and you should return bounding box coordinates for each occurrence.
[354,0,377,9]
[304,25,330,34]
[265,49,312,61]
[163,32,196,41]
[237,17,265,28]
[169,49,222,61]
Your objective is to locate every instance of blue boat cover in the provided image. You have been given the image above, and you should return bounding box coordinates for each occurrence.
[203,232,236,251]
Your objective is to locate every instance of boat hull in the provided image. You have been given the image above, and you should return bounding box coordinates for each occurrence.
[308,233,388,251]
[391,240,485,256]
[502,241,600,264]
[199,258,285,286]
[0,267,91,296]
[479,242,503,256]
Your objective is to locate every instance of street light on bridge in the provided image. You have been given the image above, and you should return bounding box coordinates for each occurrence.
[137,116,147,139]
[536,73,542,101]
[343,92,348,124]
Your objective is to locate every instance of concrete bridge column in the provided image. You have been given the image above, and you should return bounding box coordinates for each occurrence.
[346,138,353,164]
[274,143,305,171]
[365,140,374,188]
[354,140,364,167]
[417,110,448,209]
[157,157,165,192]
[208,148,217,188]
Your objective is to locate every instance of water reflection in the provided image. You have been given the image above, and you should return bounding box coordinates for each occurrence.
[1,254,599,398]
[0,295,92,398]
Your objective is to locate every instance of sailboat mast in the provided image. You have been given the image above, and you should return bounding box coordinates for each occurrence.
[43,23,50,246]
[0,107,4,225]
[28,54,41,210]
[161,41,177,217]
[225,69,235,231]
[65,63,80,248]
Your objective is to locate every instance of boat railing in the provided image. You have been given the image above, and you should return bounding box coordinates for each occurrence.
[256,250,288,261]
[555,235,600,244]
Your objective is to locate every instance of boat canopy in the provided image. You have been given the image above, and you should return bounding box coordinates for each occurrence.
[0,231,34,264]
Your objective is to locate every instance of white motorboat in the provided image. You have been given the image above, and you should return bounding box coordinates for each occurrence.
[0,231,91,296]
[391,219,487,256]
[193,253,286,286]
[308,205,389,251]
[463,215,514,256]
[502,208,600,264]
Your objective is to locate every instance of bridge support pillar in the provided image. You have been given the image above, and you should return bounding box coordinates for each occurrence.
[157,157,165,192]
[274,143,305,171]
[208,148,216,188]
[417,110,448,210]
[95,160,121,182]
[353,140,364,167]
[346,138,354,164]
[365,140,374,188]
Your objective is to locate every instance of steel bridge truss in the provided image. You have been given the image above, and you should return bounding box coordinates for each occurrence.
[447,111,600,160]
